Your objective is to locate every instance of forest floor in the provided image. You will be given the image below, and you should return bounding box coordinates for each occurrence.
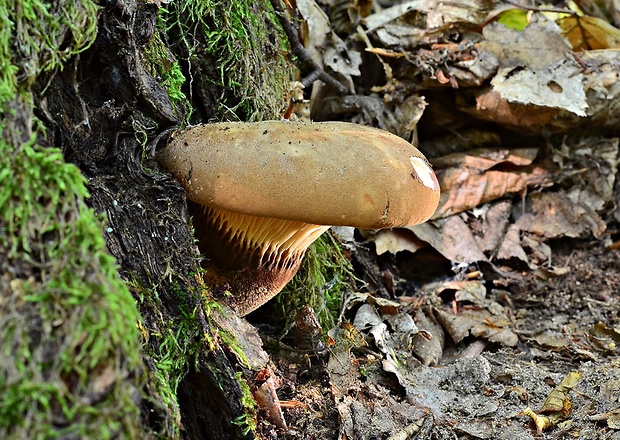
[254,235,620,439]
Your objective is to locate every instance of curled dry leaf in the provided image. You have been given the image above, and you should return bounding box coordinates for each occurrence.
[521,371,582,434]
[431,147,551,220]
[254,376,288,431]
[540,371,582,415]
[411,215,488,265]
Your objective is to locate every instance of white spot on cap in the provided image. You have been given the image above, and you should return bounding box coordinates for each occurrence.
[409,157,438,191]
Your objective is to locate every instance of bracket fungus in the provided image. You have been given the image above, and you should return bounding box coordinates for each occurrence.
[157,121,440,315]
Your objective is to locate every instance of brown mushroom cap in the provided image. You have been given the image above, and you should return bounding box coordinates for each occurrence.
[157,121,440,229]
[157,121,440,315]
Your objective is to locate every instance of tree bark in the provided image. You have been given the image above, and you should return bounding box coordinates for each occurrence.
[2,0,290,438]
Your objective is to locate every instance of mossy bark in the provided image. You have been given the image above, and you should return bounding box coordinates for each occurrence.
[1,0,293,438]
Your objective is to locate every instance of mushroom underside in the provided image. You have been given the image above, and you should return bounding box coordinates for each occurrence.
[189,202,330,315]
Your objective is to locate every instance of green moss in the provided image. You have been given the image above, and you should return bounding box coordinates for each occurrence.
[160,0,293,121]
[4,0,98,90]
[0,129,147,438]
[141,31,192,124]
[279,231,357,330]
[231,372,257,436]
[134,278,212,439]
[0,0,149,438]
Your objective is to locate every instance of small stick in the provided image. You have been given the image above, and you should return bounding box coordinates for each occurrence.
[269,0,351,95]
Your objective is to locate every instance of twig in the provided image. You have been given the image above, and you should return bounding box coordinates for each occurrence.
[269,0,351,95]
[503,0,578,15]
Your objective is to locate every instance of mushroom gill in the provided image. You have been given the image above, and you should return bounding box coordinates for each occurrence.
[189,202,330,315]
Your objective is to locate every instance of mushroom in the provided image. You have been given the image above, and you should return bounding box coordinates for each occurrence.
[157,121,440,315]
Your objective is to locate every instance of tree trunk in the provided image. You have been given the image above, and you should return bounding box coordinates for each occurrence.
[1,0,290,438]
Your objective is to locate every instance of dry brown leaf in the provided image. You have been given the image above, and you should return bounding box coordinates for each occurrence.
[559,16,620,51]
[467,88,558,131]
[432,147,551,219]
[515,192,606,239]
[410,215,488,265]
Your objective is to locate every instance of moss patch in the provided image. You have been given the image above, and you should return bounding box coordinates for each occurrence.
[0,132,146,438]
[141,31,192,124]
[160,0,293,121]
[0,0,148,438]
[278,231,356,330]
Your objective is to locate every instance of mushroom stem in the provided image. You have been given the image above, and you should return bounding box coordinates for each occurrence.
[190,202,330,315]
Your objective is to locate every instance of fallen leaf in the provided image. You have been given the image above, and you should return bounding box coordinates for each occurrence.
[559,16,620,51]
[410,215,489,265]
[431,148,551,219]
[468,88,559,131]
[480,18,587,116]
[515,192,606,239]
